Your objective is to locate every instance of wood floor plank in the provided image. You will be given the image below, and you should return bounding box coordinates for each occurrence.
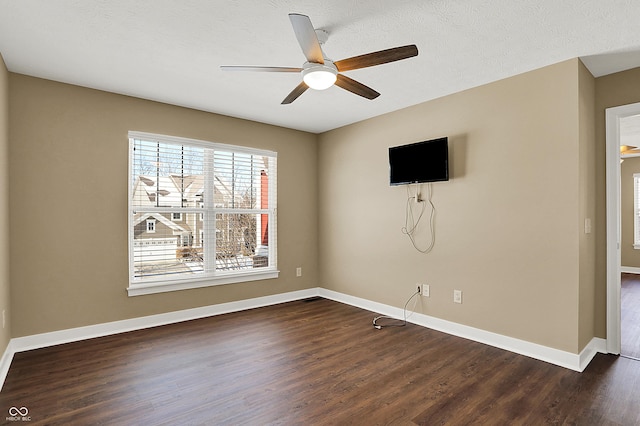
[1,298,640,425]
[622,273,640,359]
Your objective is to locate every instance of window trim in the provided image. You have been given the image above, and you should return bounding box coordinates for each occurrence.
[127,131,279,296]
[127,269,280,296]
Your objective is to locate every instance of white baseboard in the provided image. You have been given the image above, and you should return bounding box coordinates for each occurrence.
[0,339,15,391]
[10,288,320,354]
[0,286,607,390]
[579,337,607,371]
[621,266,640,274]
[319,288,606,372]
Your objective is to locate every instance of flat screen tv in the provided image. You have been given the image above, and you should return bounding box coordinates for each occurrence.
[389,137,449,185]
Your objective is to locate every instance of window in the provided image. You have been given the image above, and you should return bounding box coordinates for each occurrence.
[128,131,278,296]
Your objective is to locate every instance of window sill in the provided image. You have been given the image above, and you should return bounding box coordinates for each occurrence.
[127,269,279,296]
[634,244,640,250]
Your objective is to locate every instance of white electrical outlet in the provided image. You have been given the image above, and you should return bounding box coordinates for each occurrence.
[296,267,302,277]
[453,290,462,304]
[422,284,430,297]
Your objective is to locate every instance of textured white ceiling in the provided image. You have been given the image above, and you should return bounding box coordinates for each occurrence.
[1,0,640,133]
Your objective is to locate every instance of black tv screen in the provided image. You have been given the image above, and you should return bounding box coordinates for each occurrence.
[389,137,449,185]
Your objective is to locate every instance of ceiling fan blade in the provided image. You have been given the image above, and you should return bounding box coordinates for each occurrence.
[220,66,302,73]
[334,44,418,72]
[334,74,380,100]
[281,82,309,104]
[289,13,324,64]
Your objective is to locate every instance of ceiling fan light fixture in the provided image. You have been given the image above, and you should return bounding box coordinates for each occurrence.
[302,61,337,90]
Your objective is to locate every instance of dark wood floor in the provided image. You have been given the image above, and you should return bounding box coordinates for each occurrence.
[622,273,640,360]
[1,298,640,425]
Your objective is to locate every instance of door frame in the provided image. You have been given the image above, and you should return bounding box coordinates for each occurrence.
[605,101,640,354]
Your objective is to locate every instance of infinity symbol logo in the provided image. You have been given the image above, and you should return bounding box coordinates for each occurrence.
[8,406,28,416]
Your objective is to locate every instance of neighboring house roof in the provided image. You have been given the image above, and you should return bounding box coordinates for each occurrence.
[134,175,202,207]
[132,173,241,207]
[133,212,188,234]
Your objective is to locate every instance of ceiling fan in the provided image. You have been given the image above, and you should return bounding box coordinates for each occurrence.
[220,13,419,104]
[621,145,640,155]
[620,145,640,164]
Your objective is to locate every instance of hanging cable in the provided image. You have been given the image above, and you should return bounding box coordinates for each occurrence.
[401,183,436,253]
[372,289,420,329]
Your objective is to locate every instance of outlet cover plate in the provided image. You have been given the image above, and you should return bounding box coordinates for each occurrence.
[422,284,430,297]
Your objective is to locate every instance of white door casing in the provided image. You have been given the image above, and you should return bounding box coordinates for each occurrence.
[605,101,640,354]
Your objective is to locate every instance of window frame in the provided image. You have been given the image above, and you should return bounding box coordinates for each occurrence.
[127,131,279,296]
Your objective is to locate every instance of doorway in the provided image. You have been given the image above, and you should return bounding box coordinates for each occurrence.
[606,102,640,356]
[619,114,640,359]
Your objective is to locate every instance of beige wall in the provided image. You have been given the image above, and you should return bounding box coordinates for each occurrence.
[578,61,597,350]
[319,59,588,353]
[8,74,318,337]
[0,55,10,352]
[594,66,640,338]
[621,157,640,267]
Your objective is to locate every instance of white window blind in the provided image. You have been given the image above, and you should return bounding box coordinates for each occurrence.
[128,131,278,296]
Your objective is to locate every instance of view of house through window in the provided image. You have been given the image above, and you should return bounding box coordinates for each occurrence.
[128,132,277,293]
